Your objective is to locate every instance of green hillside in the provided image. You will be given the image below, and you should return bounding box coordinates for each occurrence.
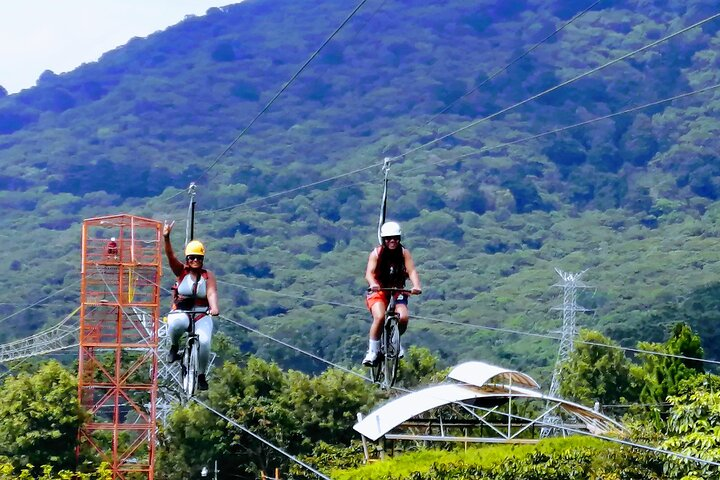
[0,0,719,382]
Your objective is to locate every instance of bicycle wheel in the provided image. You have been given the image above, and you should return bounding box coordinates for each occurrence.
[383,319,400,388]
[182,339,199,396]
[370,331,384,384]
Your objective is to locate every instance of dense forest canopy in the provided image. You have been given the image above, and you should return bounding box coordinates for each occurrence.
[0,0,719,383]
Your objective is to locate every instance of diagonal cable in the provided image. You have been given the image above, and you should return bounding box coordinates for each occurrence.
[193,80,719,217]
[389,12,720,163]
[402,82,720,174]
[0,278,80,326]
[389,382,720,468]
[135,271,720,467]
[194,397,333,480]
[215,279,720,367]
[197,0,372,182]
[426,0,604,124]
[220,313,371,381]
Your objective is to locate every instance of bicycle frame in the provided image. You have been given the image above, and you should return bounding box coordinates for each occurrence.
[369,288,410,390]
[173,309,207,397]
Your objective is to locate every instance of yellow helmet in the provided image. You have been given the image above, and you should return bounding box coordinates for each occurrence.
[184,240,205,257]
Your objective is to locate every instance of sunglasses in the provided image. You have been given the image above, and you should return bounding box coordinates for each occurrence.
[383,236,401,242]
[186,255,204,262]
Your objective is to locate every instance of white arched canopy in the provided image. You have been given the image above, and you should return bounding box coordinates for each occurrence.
[354,361,624,441]
[448,361,540,389]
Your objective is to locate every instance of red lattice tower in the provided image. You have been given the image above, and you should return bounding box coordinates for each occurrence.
[78,214,163,480]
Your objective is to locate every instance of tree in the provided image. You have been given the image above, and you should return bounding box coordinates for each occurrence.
[157,357,378,478]
[559,329,639,407]
[619,114,658,166]
[211,42,236,62]
[0,361,85,470]
[0,462,112,480]
[396,346,447,388]
[633,323,705,427]
[661,374,720,480]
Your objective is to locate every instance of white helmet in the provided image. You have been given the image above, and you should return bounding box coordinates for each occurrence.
[380,221,402,238]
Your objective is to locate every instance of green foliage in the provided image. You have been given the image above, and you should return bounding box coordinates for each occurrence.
[1,0,720,384]
[156,356,378,478]
[585,419,667,480]
[661,375,720,479]
[333,437,612,480]
[288,441,365,480]
[396,346,449,388]
[0,362,85,470]
[0,462,111,480]
[560,329,639,406]
[633,323,705,427]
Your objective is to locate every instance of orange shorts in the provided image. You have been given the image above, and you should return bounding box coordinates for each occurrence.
[365,291,409,311]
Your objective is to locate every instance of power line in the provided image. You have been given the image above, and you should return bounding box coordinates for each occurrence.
[412,312,720,367]
[192,8,719,215]
[77,265,720,471]
[208,162,382,213]
[402,82,720,175]
[389,381,720,468]
[194,80,720,218]
[197,0,372,182]
[193,398,333,480]
[0,279,80,327]
[214,278,720,367]
[235,319,720,468]
[347,0,389,44]
[14,255,720,377]
[388,12,720,164]
[426,0,604,124]
[221,313,370,381]
[217,312,719,470]
[219,312,718,468]
[160,0,372,203]
[162,3,714,213]
[19,273,712,470]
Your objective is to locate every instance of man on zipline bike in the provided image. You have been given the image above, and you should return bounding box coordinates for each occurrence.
[163,220,220,391]
[363,221,422,366]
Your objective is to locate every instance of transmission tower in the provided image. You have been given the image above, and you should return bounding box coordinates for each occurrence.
[541,268,590,438]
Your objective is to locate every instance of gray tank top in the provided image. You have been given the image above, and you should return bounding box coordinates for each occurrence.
[176,272,207,298]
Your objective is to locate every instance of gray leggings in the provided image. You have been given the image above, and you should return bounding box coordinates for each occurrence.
[167,312,214,373]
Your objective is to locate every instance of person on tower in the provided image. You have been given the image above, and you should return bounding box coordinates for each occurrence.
[106,237,118,259]
[163,220,220,391]
[363,221,422,366]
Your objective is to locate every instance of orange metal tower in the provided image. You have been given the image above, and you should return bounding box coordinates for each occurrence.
[78,214,163,480]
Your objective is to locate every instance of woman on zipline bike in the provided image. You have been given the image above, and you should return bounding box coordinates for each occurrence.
[163,220,220,391]
[363,221,422,366]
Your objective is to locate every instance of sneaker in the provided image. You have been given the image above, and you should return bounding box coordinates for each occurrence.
[362,350,378,366]
[197,374,209,391]
[166,345,181,364]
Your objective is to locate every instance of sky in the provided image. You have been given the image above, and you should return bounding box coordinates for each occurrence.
[0,1,237,94]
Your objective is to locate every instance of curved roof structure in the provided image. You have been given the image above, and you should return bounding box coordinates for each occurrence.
[355,384,499,440]
[354,360,624,442]
[447,361,540,389]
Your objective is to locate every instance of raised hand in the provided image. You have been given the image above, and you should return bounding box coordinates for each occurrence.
[163,220,175,238]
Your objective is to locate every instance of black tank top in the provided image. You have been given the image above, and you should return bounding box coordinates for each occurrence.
[375,245,408,288]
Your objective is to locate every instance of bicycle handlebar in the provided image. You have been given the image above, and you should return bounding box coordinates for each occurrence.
[169,309,219,316]
[367,287,421,295]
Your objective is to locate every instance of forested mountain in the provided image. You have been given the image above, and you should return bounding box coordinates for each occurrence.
[1,0,719,381]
